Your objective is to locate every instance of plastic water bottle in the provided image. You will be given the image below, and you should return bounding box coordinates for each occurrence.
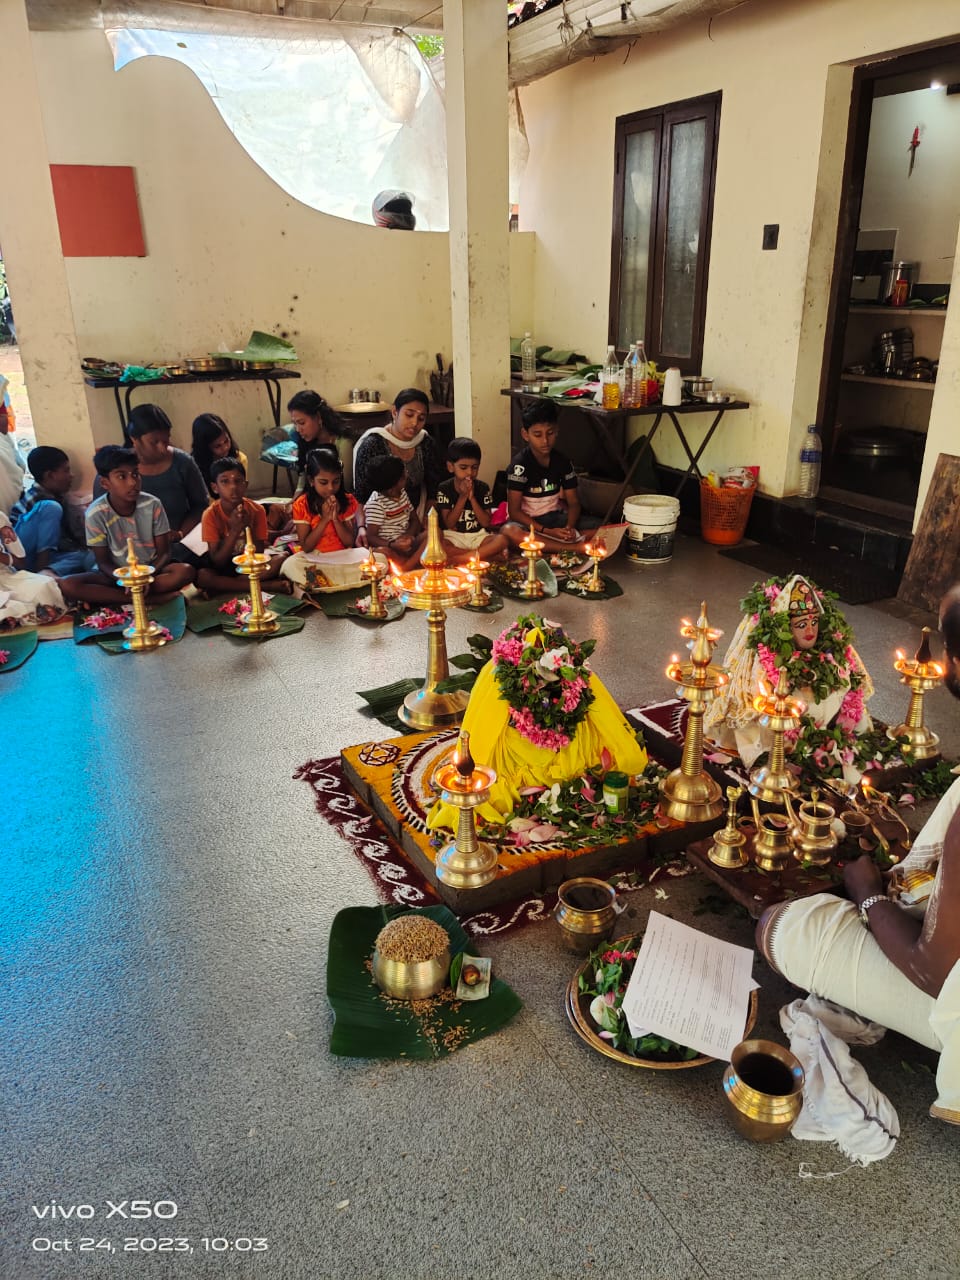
[798,423,822,499]
[622,343,638,408]
[520,331,537,391]
[601,345,622,410]
[627,337,650,407]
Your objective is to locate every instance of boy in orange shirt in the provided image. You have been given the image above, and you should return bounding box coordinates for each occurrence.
[198,457,290,595]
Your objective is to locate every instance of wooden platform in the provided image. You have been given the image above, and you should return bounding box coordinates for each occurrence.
[685,812,914,920]
[340,728,724,913]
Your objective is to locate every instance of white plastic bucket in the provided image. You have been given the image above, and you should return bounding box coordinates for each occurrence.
[623,494,681,565]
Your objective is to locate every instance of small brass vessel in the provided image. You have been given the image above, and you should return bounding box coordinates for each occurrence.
[784,787,837,867]
[749,797,793,872]
[554,878,618,953]
[721,1038,804,1142]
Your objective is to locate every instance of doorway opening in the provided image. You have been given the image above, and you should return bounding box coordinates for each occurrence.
[816,43,960,524]
[0,250,36,457]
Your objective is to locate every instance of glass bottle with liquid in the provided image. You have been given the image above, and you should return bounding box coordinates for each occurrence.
[601,345,622,410]
[622,343,638,409]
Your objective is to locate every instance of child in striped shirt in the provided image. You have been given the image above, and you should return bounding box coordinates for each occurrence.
[363,456,427,570]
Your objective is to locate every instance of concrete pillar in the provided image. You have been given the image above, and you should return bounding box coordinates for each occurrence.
[0,2,95,485]
[442,0,512,473]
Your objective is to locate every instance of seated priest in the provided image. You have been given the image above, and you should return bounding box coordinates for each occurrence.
[757,586,960,1126]
[704,573,874,779]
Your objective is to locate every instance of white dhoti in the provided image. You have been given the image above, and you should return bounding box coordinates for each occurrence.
[760,777,960,1124]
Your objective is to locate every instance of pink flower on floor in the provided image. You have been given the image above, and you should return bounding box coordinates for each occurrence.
[812,746,831,769]
[0,650,9,665]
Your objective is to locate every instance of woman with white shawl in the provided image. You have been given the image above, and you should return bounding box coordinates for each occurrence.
[352,388,444,519]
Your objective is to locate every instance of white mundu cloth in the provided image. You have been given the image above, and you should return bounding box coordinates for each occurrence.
[764,778,960,1126]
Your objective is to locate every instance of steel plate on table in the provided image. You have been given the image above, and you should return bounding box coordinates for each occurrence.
[565,935,758,1070]
[332,402,390,414]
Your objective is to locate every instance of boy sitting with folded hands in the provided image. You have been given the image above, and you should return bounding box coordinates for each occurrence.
[198,457,290,596]
[434,437,508,564]
[60,446,194,606]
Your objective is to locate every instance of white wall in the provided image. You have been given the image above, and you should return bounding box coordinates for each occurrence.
[861,88,960,282]
[517,0,960,506]
[21,28,533,490]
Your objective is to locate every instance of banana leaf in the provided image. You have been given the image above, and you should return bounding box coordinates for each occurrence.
[562,573,625,602]
[327,904,522,1059]
[222,614,306,641]
[0,628,38,672]
[186,591,306,633]
[487,558,557,599]
[88,596,187,651]
[233,330,298,363]
[316,585,368,617]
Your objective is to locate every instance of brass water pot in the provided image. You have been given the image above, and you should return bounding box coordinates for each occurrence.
[721,1038,805,1142]
[784,791,837,867]
[371,946,451,1001]
[749,797,793,872]
[554,878,618,953]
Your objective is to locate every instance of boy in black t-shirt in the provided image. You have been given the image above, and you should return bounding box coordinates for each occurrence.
[505,398,598,549]
[435,438,509,564]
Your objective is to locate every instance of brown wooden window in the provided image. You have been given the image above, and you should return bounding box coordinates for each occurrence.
[609,93,721,375]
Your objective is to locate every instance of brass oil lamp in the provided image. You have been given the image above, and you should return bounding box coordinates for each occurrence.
[359,548,388,620]
[432,731,499,889]
[393,508,472,730]
[114,537,166,651]
[889,627,944,760]
[582,533,609,594]
[232,527,279,634]
[519,524,545,599]
[708,785,749,869]
[748,669,805,804]
[659,602,726,823]
[465,552,491,608]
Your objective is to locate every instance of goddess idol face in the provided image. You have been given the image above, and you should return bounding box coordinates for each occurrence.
[790,610,819,651]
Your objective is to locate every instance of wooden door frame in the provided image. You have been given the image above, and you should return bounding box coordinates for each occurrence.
[816,41,960,468]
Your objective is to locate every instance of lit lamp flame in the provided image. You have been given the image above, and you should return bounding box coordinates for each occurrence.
[889,626,944,760]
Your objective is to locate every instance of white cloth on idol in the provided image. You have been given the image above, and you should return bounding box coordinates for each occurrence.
[780,994,899,1164]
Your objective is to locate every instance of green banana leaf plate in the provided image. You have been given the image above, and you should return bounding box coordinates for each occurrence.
[327,904,522,1060]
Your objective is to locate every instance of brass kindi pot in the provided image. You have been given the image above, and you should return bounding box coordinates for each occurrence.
[784,789,837,867]
[749,797,793,872]
[721,1038,805,1142]
[554,878,618,953]
[371,945,450,1001]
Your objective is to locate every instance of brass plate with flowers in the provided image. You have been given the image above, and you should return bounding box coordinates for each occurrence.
[565,934,758,1070]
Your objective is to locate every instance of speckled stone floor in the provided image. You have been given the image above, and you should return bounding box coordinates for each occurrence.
[2,534,957,1280]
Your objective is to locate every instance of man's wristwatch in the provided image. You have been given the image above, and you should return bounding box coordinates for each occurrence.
[858,894,887,929]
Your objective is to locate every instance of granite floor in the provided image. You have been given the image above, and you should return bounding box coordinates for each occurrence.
[2,534,958,1280]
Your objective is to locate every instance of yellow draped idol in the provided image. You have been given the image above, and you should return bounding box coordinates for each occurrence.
[427,661,648,832]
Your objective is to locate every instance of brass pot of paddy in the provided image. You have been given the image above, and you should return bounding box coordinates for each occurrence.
[371,946,451,1001]
[554,878,618,953]
[721,1038,804,1142]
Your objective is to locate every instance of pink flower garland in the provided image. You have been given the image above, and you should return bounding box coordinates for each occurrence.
[507,706,571,751]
